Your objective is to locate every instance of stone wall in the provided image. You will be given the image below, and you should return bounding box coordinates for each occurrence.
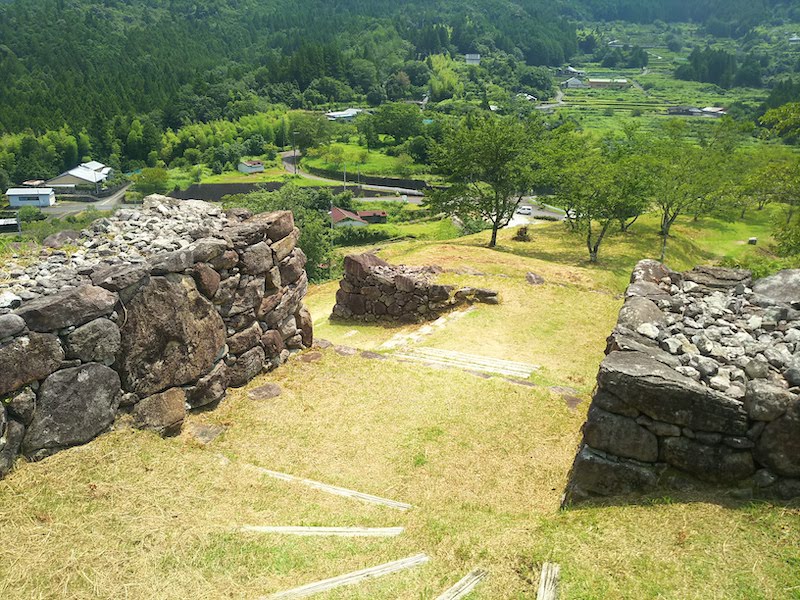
[565,260,800,504]
[0,195,311,476]
[331,253,498,323]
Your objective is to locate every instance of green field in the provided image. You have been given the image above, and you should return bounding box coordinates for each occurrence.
[303,141,429,178]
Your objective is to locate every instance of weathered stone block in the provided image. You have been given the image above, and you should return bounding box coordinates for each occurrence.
[0,333,64,396]
[755,398,800,477]
[132,387,186,436]
[344,253,388,280]
[22,363,120,459]
[583,406,658,462]
[598,351,749,435]
[566,445,658,500]
[271,227,300,262]
[227,322,262,356]
[190,263,221,299]
[65,318,121,364]
[744,380,792,421]
[241,241,274,274]
[15,285,118,332]
[660,437,755,483]
[116,275,226,396]
[185,362,228,409]
[228,347,265,388]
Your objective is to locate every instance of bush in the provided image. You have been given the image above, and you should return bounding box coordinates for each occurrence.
[17,205,45,223]
[131,167,169,195]
[720,251,800,280]
[512,225,531,241]
[332,225,400,246]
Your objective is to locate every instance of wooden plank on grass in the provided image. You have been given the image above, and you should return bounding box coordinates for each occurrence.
[435,568,488,599]
[537,562,560,600]
[247,464,413,511]
[239,526,404,537]
[263,553,431,599]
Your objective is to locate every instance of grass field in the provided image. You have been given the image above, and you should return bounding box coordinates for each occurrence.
[303,142,429,178]
[1,207,799,599]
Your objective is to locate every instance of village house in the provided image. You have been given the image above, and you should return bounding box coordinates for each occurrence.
[465,53,481,66]
[587,78,630,89]
[5,187,56,208]
[47,160,112,188]
[558,66,586,77]
[701,106,727,117]
[325,108,364,122]
[237,160,265,174]
[331,206,368,228]
[516,93,538,102]
[560,77,588,89]
[668,106,704,116]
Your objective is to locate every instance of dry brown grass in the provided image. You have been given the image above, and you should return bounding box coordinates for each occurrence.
[1,227,799,599]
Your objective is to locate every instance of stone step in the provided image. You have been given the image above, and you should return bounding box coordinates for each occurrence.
[245,463,413,511]
[262,553,431,599]
[435,568,488,599]
[394,348,538,379]
[411,347,539,372]
[239,526,405,537]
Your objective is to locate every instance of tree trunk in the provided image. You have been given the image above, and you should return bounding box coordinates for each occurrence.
[659,232,668,263]
[489,223,499,247]
[620,214,639,232]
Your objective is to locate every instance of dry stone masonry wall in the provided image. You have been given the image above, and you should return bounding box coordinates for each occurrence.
[565,260,800,504]
[0,195,311,476]
[331,253,498,323]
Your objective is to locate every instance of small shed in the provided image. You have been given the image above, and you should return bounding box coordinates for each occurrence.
[238,160,265,174]
[5,188,56,208]
[357,210,388,224]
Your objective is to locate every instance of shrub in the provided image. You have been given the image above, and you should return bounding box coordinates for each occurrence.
[332,225,400,246]
[512,225,531,241]
[17,206,45,223]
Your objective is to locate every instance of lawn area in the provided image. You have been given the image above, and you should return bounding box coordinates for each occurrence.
[303,142,428,178]
[2,206,799,599]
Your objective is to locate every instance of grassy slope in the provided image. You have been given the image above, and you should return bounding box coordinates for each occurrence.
[1,209,799,598]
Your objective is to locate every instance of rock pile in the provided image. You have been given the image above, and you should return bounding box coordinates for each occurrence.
[565,260,800,503]
[331,253,498,323]
[0,195,311,477]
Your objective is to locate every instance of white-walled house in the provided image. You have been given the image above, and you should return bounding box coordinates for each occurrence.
[6,188,56,207]
[47,161,112,187]
[238,160,265,174]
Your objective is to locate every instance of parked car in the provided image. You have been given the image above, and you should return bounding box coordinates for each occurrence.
[516,205,533,215]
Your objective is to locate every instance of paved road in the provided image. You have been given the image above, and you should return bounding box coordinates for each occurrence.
[535,89,565,111]
[43,184,131,218]
[505,199,565,228]
[280,151,425,197]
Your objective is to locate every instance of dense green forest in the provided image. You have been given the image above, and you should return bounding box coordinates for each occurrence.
[0,0,798,186]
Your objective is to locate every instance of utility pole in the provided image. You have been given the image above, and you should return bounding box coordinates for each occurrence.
[291,131,299,175]
[343,163,346,191]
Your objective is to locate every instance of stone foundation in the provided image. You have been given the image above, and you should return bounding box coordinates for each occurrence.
[0,195,311,476]
[565,260,800,504]
[331,253,498,323]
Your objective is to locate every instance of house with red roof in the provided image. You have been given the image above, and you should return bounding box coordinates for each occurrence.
[331,206,368,228]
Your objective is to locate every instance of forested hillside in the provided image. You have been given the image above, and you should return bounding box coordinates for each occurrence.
[0,0,576,134]
[0,0,796,186]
